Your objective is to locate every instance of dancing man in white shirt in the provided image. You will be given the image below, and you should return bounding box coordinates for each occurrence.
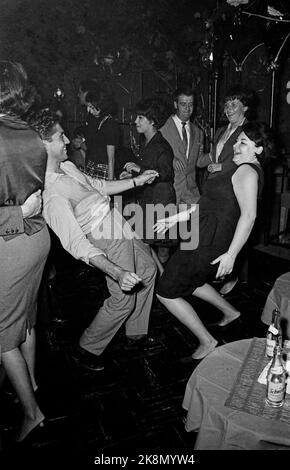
[30,109,158,372]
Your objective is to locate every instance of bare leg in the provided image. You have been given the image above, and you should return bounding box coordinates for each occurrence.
[193,283,240,326]
[150,247,164,276]
[2,348,44,441]
[20,328,38,391]
[157,294,217,359]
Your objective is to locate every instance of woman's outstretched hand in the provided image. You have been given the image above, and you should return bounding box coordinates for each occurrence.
[211,252,235,279]
[154,205,197,234]
[153,214,178,234]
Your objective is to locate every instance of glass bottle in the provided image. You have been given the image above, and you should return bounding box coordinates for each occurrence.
[265,309,282,358]
[265,339,286,407]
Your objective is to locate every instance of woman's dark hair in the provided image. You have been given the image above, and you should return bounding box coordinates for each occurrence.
[135,98,170,129]
[242,121,275,163]
[86,89,117,117]
[0,61,35,116]
[85,90,101,108]
[99,94,118,116]
[224,85,257,118]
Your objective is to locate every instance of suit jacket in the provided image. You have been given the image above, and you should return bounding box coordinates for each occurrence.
[160,116,203,205]
[0,115,47,240]
[212,123,245,174]
[0,206,24,237]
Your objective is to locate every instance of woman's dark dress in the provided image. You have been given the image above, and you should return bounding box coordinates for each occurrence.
[136,131,176,245]
[84,114,120,179]
[157,163,263,298]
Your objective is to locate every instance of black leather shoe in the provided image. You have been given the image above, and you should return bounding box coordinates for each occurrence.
[71,345,104,371]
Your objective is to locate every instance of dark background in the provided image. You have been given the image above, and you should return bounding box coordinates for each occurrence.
[1,0,290,147]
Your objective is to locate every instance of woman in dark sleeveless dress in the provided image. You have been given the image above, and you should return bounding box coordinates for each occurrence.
[154,122,273,360]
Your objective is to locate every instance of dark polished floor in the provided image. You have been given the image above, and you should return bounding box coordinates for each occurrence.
[0,239,290,464]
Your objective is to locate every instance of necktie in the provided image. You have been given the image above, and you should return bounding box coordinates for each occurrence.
[182,121,188,153]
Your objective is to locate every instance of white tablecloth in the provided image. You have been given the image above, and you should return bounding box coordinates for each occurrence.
[182,339,290,450]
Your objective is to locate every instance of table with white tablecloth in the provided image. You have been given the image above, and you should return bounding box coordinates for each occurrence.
[182,339,290,450]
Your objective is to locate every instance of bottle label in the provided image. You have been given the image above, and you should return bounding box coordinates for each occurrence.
[269,325,279,335]
[266,339,275,357]
[267,382,285,402]
[270,366,284,375]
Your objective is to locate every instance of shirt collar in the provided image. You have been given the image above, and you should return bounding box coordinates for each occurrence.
[45,162,70,185]
[173,114,189,126]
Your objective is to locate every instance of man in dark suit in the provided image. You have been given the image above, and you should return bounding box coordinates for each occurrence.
[160,86,203,206]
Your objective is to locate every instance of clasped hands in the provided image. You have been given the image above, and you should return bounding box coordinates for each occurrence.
[119,161,141,180]
[123,162,140,174]
[120,162,159,185]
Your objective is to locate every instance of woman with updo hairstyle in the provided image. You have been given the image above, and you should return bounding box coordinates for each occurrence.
[122,97,176,271]
[0,61,50,442]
